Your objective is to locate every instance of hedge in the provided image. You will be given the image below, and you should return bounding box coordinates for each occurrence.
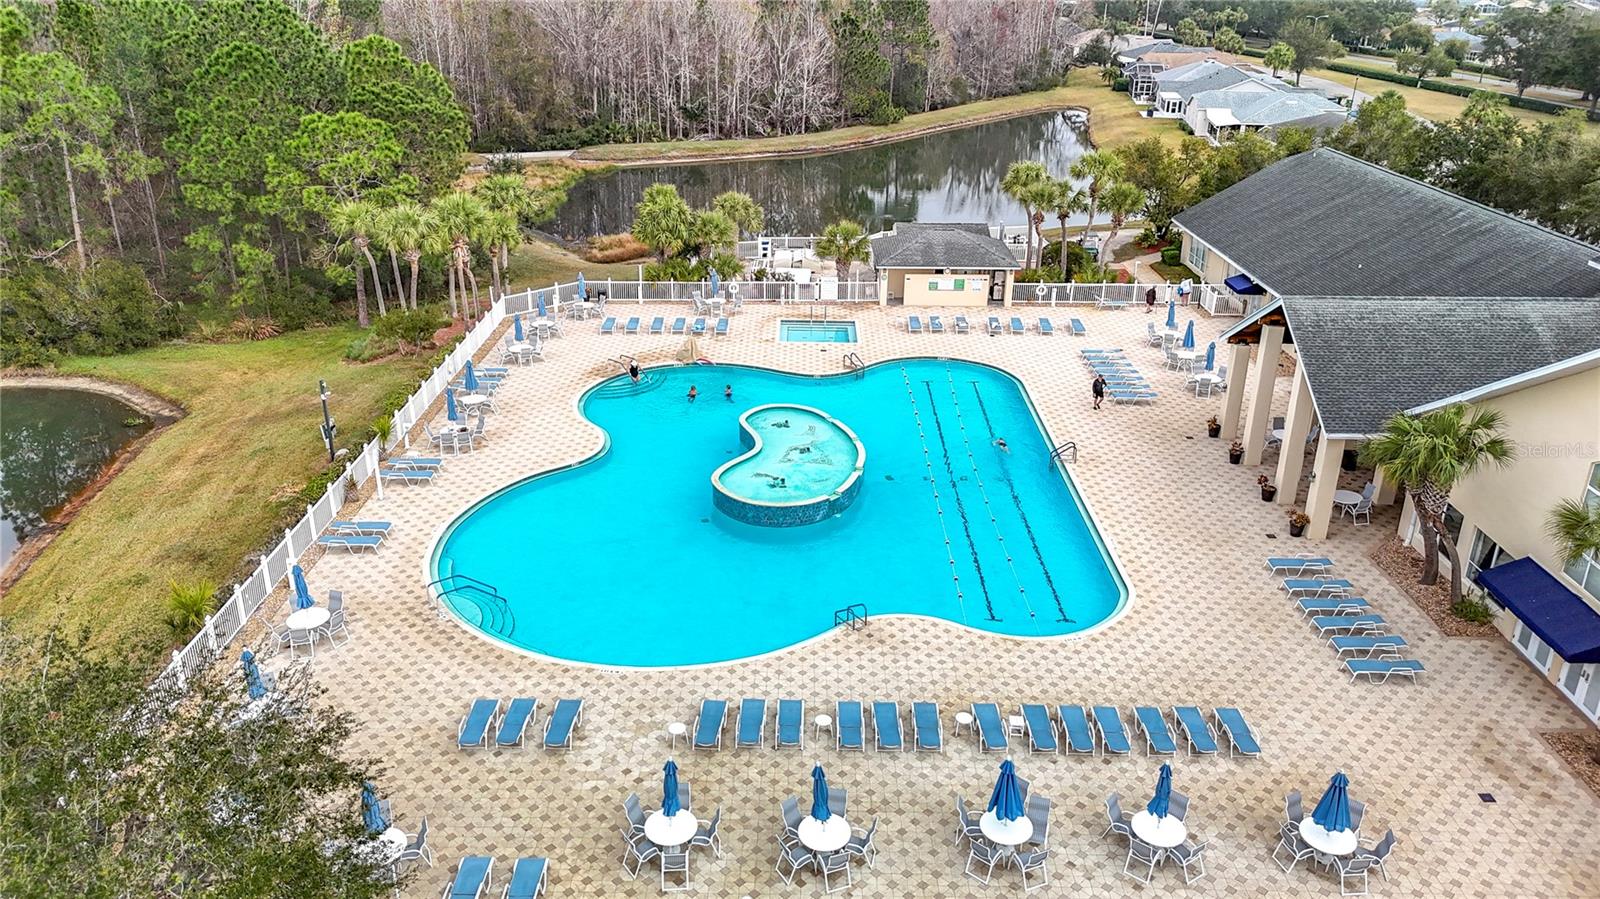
[1321,61,1594,120]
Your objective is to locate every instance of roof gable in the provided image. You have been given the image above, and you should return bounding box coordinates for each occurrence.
[869,223,1020,271]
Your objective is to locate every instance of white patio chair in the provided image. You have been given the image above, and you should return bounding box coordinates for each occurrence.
[1102,793,1133,841]
[818,850,852,893]
[964,839,1002,884]
[394,818,433,870]
[690,807,721,857]
[1336,854,1378,896]
[1123,838,1159,883]
[1170,838,1208,883]
[320,607,350,646]
[954,795,984,847]
[773,836,814,885]
[844,817,877,868]
[287,628,316,659]
[620,829,658,879]
[1355,829,1396,881]
[1273,828,1315,872]
[659,847,689,892]
[1017,846,1051,893]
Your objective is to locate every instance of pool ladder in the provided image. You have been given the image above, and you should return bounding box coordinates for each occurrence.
[843,352,865,373]
[428,573,515,638]
[1049,441,1078,465]
[834,603,868,632]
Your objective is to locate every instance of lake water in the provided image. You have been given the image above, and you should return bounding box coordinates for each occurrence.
[549,110,1091,238]
[0,387,150,569]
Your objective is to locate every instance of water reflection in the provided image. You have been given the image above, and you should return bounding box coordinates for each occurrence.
[0,387,150,567]
[550,111,1091,238]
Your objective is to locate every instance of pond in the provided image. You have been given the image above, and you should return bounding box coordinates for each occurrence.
[0,387,151,569]
[548,110,1092,239]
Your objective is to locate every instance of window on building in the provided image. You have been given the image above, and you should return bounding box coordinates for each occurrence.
[1466,529,1514,607]
[1563,463,1600,601]
[1443,503,1464,546]
[1186,241,1207,271]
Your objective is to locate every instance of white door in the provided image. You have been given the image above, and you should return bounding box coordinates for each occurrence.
[1558,662,1600,724]
[1512,621,1555,672]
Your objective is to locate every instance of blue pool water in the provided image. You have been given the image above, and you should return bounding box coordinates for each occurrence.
[779,320,858,343]
[432,360,1126,666]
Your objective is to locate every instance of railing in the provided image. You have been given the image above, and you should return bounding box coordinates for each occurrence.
[433,575,514,638]
[843,352,865,372]
[834,603,869,631]
[1049,441,1078,465]
[1008,280,1242,315]
[515,278,880,305]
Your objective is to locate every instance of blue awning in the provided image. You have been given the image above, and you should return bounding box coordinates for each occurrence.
[1224,274,1266,295]
[1478,558,1600,663]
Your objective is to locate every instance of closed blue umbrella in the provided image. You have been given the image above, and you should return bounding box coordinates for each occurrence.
[240,649,267,700]
[362,781,389,833]
[577,272,587,301]
[710,269,720,298]
[987,758,1025,822]
[536,291,547,318]
[1146,762,1173,818]
[1205,341,1216,371]
[463,361,479,393]
[513,313,524,342]
[1182,320,1196,349]
[662,759,681,817]
[1312,771,1352,832]
[445,387,459,422]
[291,564,313,610]
[1166,299,1176,328]
[810,764,831,822]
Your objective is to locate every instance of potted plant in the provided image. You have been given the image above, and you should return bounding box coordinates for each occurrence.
[1288,509,1310,537]
[1228,440,1244,464]
[1258,475,1277,502]
[1206,415,1221,439]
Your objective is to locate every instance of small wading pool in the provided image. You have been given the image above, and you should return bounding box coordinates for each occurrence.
[711,404,865,527]
[779,320,857,343]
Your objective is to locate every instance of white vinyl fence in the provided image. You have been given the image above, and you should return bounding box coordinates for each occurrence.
[1009,280,1247,316]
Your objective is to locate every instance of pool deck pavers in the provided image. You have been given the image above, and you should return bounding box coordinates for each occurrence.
[281,302,1598,897]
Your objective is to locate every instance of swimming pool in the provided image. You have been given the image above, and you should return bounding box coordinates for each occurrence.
[430,360,1127,667]
[779,320,857,343]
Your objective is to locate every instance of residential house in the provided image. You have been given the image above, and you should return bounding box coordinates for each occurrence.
[1146,59,1271,116]
[1184,90,1349,143]
[1115,39,1221,101]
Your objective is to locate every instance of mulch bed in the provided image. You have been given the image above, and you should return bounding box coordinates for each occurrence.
[1370,538,1499,638]
[1543,731,1600,801]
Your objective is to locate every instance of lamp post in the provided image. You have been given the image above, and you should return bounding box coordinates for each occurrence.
[318,379,337,463]
[1306,14,1329,26]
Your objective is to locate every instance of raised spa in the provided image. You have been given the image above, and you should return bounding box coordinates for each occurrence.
[711,404,865,527]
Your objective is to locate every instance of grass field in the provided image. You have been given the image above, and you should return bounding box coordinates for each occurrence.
[507,239,646,291]
[575,69,1180,163]
[1311,68,1600,134]
[2,327,426,656]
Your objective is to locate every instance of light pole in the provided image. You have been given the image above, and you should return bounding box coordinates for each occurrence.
[318,379,337,463]
[1306,14,1330,26]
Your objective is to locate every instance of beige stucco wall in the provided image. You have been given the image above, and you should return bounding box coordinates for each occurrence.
[901,272,992,307]
[1178,229,1239,284]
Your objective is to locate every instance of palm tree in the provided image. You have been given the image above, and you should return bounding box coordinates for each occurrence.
[476,209,521,303]
[327,203,373,326]
[376,202,430,310]
[1100,180,1146,267]
[331,200,387,317]
[1001,161,1050,269]
[1021,180,1057,273]
[473,174,533,272]
[1047,178,1085,276]
[429,191,488,321]
[1547,498,1600,569]
[1069,151,1125,245]
[815,220,870,286]
[1360,405,1515,603]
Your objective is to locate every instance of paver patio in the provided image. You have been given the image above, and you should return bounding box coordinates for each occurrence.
[279,302,1598,897]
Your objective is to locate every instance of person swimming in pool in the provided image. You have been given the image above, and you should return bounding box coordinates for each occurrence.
[993,437,1009,453]
[628,361,640,383]
[687,385,697,402]
[724,384,732,401]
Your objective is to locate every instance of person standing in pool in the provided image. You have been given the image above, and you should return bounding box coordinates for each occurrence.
[687,385,698,403]
[724,384,733,401]
[628,360,640,383]
[1092,374,1106,410]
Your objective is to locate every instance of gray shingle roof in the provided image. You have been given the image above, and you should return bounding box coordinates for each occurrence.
[1152,61,1266,102]
[1190,89,1347,128]
[1173,148,1600,298]
[869,223,1020,271]
[1278,295,1600,436]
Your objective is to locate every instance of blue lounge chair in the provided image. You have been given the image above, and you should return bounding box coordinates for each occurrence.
[1022,704,1057,753]
[736,698,766,749]
[907,315,924,334]
[1298,597,1370,617]
[1172,706,1218,756]
[317,533,383,553]
[624,316,640,334]
[872,701,903,752]
[836,700,864,751]
[502,857,548,899]
[1313,614,1386,637]
[1211,708,1261,758]
[457,698,500,750]
[1008,316,1026,334]
[1133,706,1177,755]
[542,698,583,749]
[972,702,1007,752]
[1266,556,1334,576]
[600,316,618,334]
[1056,705,1095,755]
[380,466,435,485]
[987,316,1003,335]
[1037,318,1054,336]
[1069,318,1086,336]
[330,520,392,535]
[953,315,971,333]
[670,317,687,335]
[1092,706,1131,755]
[649,316,665,334]
[928,315,945,333]
[1345,658,1426,684]
[691,317,707,335]
[775,698,803,749]
[912,701,942,752]
[496,698,538,749]
[693,699,728,750]
[1109,389,1158,404]
[444,856,493,899]
[386,457,443,469]
[714,316,729,336]
[1329,635,1409,659]
[1283,577,1353,597]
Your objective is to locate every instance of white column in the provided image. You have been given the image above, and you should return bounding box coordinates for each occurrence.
[1220,343,1252,439]
[1275,368,1317,505]
[1305,436,1347,540]
[1241,325,1284,466]
[1374,466,1401,505]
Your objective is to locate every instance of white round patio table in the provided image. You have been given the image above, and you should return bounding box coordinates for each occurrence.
[1332,489,1363,507]
[813,714,833,742]
[644,809,698,850]
[954,711,974,736]
[667,722,687,749]
[377,826,407,862]
[1299,818,1358,857]
[797,816,850,853]
[457,394,491,411]
[1130,811,1186,849]
[285,607,329,632]
[508,341,535,356]
[979,811,1033,848]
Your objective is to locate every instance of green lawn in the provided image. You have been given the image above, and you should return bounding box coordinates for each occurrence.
[2,327,426,656]
[1311,68,1600,134]
[506,239,648,291]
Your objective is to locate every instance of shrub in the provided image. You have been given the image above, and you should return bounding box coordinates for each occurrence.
[1013,267,1061,284]
[227,316,283,342]
[585,233,651,263]
[1112,77,1130,92]
[343,332,399,362]
[643,257,701,281]
[0,261,183,366]
[1160,246,1182,266]
[1452,595,1496,624]
[373,307,447,350]
[166,579,219,639]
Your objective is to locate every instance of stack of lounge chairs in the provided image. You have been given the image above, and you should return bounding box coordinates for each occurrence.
[380,455,443,486]
[317,519,391,553]
[1080,349,1157,404]
[456,697,584,751]
[1269,556,1425,684]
